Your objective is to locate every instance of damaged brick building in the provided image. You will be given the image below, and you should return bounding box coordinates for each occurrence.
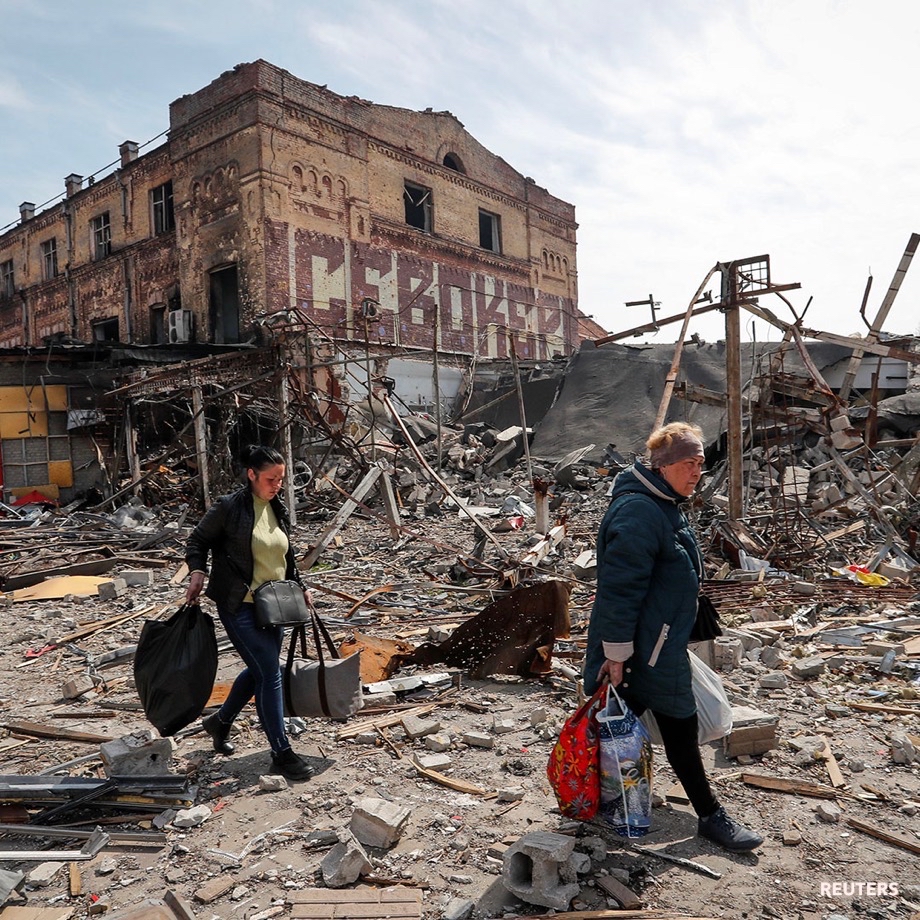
[0,59,591,360]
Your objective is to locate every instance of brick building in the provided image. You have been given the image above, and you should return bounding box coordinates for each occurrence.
[0,59,590,360]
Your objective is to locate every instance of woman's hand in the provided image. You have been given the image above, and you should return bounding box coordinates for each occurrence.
[597,658,624,687]
[186,571,205,604]
[303,587,315,610]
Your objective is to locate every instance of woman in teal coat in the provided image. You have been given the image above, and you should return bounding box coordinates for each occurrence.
[585,422,762,852]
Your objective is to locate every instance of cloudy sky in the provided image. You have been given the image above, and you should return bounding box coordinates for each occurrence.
[2,0,919,343]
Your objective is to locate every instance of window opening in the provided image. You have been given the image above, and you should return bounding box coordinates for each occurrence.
[92,317,119,342]
[442,153,464,173]
[91,213,111,260]
[152,181,175,234]
[150,305,167,345]
[41,238,58,281]
[209,265,241,344]
[0,260,13,298]
[404,182,432,232]
[479,209,501,253]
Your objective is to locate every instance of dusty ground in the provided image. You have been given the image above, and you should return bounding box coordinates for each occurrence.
[1,482,919,920]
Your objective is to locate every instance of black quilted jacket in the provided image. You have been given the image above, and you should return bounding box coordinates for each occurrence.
[185,487,303,614]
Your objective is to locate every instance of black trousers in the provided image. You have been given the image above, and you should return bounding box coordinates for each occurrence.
[619,692,720,819]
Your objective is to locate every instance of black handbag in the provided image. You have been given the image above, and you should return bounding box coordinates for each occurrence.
[689,593,723,642]
[283,611,363,720]
[253,579,310,627]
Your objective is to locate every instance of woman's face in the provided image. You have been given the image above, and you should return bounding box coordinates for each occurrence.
[248,462,285,501]
[660,457,704,498]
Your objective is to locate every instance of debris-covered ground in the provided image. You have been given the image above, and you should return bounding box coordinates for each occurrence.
[1,444,919,920]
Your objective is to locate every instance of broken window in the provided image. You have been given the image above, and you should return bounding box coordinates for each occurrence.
[479,209,501,253]
[0,260,13,298]
[91,212,111,260]
[442,152,464,173]
[152,181,175,235]
[91,317,119,342]
[209,264,241,344]
[41,238,58,281]
[404,182,432,232]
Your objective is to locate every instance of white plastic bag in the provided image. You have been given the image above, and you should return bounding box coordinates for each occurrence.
[639,652,733,745]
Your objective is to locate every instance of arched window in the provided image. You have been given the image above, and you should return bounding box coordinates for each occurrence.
[442,152,465,173]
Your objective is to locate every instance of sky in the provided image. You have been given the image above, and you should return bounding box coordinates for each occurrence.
[2,0,920,345]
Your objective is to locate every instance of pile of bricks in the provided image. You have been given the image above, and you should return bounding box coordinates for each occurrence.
[723,704,779,758]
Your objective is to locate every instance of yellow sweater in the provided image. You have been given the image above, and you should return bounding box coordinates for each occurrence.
[245,496,289,602]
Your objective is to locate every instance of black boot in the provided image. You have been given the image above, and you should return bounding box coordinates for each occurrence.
[698,806,763,851]
[270,747,313,781]
[202,712,234,755]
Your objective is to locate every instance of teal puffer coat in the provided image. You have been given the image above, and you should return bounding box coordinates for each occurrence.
[583,461,702,717]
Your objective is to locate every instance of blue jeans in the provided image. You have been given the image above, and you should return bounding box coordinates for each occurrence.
[216,602,290,754]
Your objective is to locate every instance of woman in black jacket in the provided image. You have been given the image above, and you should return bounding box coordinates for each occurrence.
[185,445,312,781]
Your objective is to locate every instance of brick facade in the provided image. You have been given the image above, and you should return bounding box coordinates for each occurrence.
[0,59,584,360]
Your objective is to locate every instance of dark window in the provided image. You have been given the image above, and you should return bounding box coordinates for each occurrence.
[91,213,111,260]
[479,209,501,253]
[404,182,432,232]
[0,260,13,298]
[150,304,167,344]
[41,238,58,280]
[92,317,119,342]
[209,265,241,344]
[443,153,464,173]
[152,181,175,235]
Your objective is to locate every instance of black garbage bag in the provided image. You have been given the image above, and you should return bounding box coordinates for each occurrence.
[134,603,218,737]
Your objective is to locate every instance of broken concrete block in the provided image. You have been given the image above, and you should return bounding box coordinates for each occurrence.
[760,645,784,668]
[462,731,494,749]
[723,705,779,758]
[790,656,826,680]
[194,876,235,904]
[415,752,452,771]
[258,774,289,792]
[100,729,173,776]
[815,802,841,823]
[492,717,516,734]
[712,637,743,671]
[830,429,863,450]
[502,830,584,911]
[891,732,919,765]
[444,898,475,920]
[321,833,371,888]
[424,732,452,753]
[120,569,155,587]
[529,707,549,726]
[173,805,211,828]
[26,861,64,888]
[401,714,441,739]
[572,550,597,580]
[62,674,96,700]
[497,787,525,802]
[349,797,412,849]
[783,830,802,846]
[758,672,788,690]
[98,578,127,601]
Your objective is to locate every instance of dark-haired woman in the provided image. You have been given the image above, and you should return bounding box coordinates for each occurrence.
[185,445,313,781]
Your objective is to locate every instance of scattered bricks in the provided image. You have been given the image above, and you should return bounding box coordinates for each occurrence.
[790,581,817,595]
[791,656,826,680]
[401,714,441,740]
[321,833,372,888]
[26,862,64,888]
[891,732,919,765]
[783,831,802,846]
[120,569,155,587]
[100,729,173,776]
[492,717,516,734]
[713,637,743,671]
[424,732,452,753]
[415,752,451,771]
[173,805,212,828]
[865,639,906,657]
[462,731,494,749]
[831,428,863,450]
[443,898,475,920]
[258,774,289,792]
[88,897,110,915]
[98,578,127,601]
[355,731,378,745]
[758,672,788,690]
[723,705,778,759]
[502,830,584,911]
[488,841,510,860]
[194,875,235,904]
[62,674,96,700]
[760,645,784,669]
[349,797,412,849]
[529,707,549,726]
[829,413,852,432]
[815,802,842,823]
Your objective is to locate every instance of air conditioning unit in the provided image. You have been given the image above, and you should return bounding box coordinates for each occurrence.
[167,309,193,344]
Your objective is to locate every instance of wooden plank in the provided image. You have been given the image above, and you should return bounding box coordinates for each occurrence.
[846,817,920,855]
[596,875,643,909]
[741,773,839,799]
[68,862,81,897]
[1,722,113,744]
[848,701,920,716]
[818,741,846,788]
